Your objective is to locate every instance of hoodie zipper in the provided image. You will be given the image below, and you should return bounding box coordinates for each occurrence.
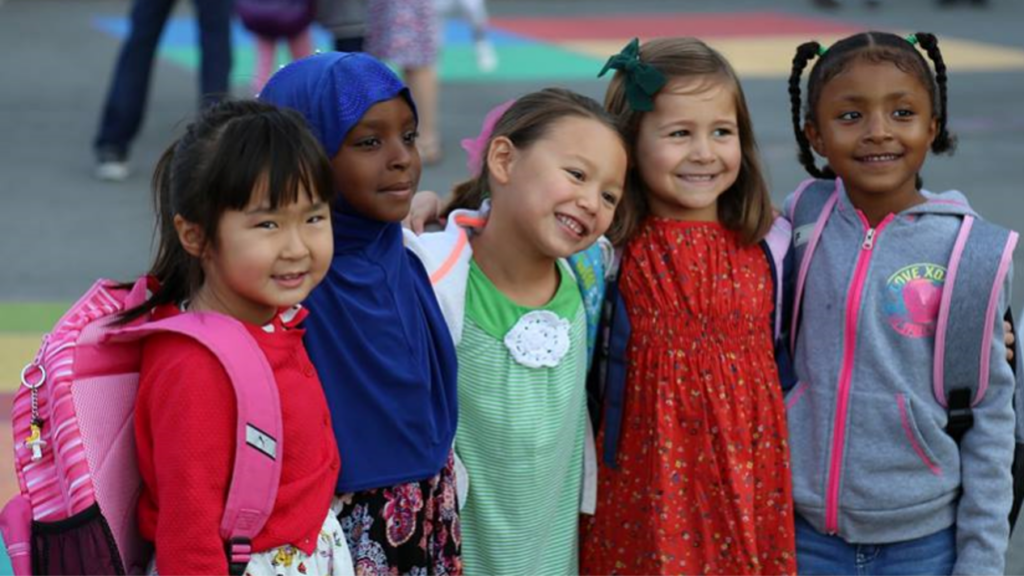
[824,211,895,534]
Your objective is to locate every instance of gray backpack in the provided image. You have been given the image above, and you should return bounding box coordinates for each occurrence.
[788,178,1024,530]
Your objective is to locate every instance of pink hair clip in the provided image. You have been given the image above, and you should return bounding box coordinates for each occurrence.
[460,99,517,176]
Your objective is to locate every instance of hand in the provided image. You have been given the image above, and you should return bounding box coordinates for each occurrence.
[402,190,445,234]
[1005,320,1015,363]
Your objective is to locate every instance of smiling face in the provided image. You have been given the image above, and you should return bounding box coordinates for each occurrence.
[488,115,627,260]
[330,97,421,222]
[634,77,743,223]
[192,182,333,326]
[805,58,937,210]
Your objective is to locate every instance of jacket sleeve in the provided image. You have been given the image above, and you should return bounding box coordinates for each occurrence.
[953,263,1015,575]
[141,335,235,575]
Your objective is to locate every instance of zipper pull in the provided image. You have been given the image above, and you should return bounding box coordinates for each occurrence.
[862,228,877,250]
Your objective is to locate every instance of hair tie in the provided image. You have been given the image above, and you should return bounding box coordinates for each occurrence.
[460,99,516,176]
[905,33,919,46]
[817,44,829,56]
[597,38,666,112]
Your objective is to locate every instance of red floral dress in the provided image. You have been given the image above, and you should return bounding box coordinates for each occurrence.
[580,218,796,575]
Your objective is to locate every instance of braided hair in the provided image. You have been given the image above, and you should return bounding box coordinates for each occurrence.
[788,31,956,183]
[120,99,336,322]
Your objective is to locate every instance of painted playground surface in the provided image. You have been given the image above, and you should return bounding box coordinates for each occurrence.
[4,4,1024,510]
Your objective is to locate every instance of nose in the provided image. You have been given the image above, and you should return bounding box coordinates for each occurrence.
[281,226,311,260]
[577,185,599,215]
[864,111,893,143]
[388,136,414,171]
[688,135,715,163]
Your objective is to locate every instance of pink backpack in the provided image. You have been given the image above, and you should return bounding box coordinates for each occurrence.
[0,277,283,575]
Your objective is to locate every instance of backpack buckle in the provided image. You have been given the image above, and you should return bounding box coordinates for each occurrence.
[945,387,974,444]
[226,537,252,576]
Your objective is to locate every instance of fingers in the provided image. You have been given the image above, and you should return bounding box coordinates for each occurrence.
[1004,320,1016,362]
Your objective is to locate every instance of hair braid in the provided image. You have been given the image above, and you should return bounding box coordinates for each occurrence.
[915,32,957,154]
[790,42,827,178]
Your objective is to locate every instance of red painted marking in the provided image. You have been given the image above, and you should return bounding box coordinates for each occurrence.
[492,13,861,41]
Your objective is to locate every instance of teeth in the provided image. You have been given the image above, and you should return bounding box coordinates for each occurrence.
[556,214,584,235]
[680,174,715,182]
[862,154,899,162]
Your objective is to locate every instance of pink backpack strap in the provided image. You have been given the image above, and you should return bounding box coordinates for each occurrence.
[933,216,975,408]
[933,218,1019,408]
[789,183,840,352]
[110,312,282,571]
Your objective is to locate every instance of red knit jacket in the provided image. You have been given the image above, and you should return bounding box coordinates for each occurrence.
[134,306,340,575]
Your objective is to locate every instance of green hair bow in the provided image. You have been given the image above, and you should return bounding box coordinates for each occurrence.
[598,38,667,112]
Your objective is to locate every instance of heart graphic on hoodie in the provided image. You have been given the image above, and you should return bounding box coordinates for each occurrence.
[902,278,942,325]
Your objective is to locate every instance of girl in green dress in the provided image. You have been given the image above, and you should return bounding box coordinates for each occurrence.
[407,88,629,576]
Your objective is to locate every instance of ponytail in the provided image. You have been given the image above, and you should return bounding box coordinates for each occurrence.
[915,32,957,154]
[789,41,834,180]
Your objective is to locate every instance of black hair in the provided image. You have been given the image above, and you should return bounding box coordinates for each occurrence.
[788,31,956,185]
[120,99,336,322]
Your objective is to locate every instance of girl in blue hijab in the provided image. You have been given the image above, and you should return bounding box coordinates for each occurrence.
[259,52,460,575]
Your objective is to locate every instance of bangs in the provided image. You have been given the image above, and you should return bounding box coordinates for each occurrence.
[204,110,336,212]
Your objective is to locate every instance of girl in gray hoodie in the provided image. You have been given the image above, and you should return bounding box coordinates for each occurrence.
[785,31,1017,575]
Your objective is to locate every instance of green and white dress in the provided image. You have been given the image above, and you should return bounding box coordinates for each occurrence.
[455,259,587,576]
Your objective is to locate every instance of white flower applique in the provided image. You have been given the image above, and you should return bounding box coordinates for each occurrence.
[503,310,571,368]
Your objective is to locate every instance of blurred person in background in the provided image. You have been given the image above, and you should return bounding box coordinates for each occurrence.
[435,0,497,73]
[319,0,366,53]
[93,0,232,182]
[238,0,316,94]
[365,0,443,165]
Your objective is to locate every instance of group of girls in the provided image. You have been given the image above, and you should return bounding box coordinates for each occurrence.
[128,24,1016,576]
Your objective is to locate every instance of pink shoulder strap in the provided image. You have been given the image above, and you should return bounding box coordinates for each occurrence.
[790,187,840,353]
[932,216,974,407]
[764,217,792,342]
[110,312,282,564]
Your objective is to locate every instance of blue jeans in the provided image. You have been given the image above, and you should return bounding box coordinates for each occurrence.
[795,515,956,575]
[94,0,232,156]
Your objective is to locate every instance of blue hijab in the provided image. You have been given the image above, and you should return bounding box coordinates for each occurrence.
[260,53,458,493]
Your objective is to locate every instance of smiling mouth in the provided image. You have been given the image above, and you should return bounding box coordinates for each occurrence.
[556,213,589,238]
[857,153,902,163]
[273,272,308,287]
[677,174,718,183]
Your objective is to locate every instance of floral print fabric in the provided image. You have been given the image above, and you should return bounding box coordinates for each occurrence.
[337,454,461,576]
[580,219,796,575]
[149,508,354,576]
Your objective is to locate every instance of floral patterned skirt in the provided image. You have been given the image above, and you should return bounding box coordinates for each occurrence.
[337,453,461,576]
[149,508,354,576]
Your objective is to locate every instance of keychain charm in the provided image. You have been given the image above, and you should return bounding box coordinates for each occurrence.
[25,422,45,461]
[21,358,48,462]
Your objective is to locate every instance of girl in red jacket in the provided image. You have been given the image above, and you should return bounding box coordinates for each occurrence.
[121,100,352,576]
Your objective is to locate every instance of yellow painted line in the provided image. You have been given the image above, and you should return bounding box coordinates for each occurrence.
[563,34,1024,78]
[0,334,43,394]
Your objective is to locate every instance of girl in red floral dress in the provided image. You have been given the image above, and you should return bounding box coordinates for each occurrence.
[580,37,796,575]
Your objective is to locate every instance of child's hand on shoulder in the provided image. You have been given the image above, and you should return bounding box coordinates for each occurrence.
[1005,320,1015,362]
[403,190,446,234]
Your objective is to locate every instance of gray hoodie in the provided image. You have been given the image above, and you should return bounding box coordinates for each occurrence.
[784,179,1016,575]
